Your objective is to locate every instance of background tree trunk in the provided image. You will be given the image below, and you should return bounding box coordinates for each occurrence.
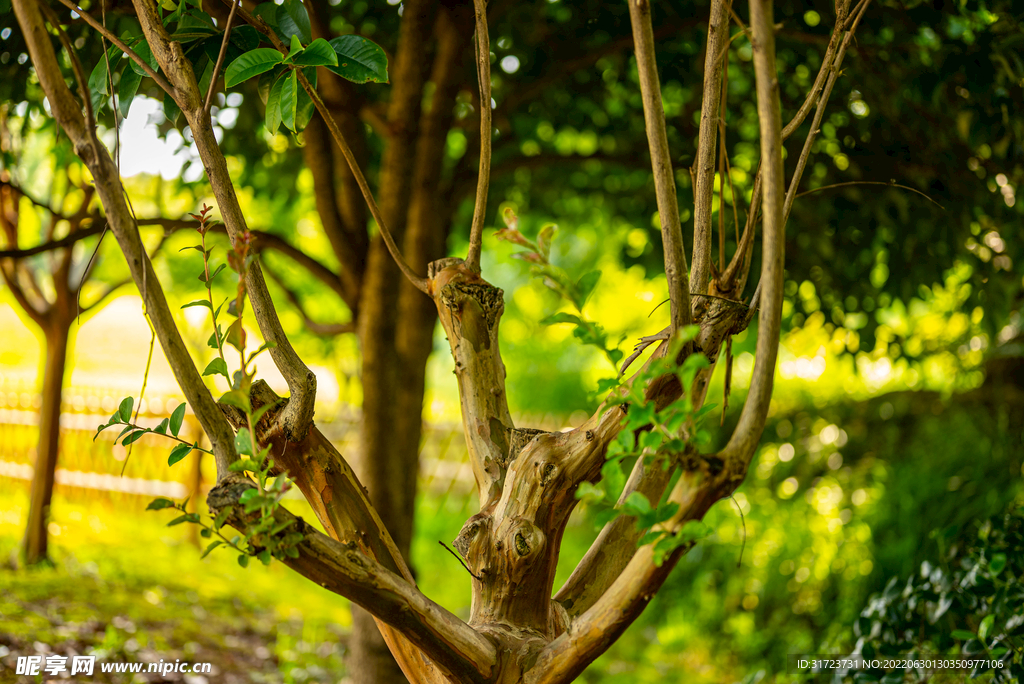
[22,319,72,565]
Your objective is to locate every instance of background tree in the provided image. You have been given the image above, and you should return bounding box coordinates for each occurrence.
[0,146,129,565]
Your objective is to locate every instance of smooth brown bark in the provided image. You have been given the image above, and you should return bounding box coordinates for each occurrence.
[23,321,72,565]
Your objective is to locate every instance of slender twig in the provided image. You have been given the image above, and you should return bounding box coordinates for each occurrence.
[263,261,355,336]
[740,277,762,329]
[780,0,866,140]
[0,180,53,214]
[691,0,729,298]
[52,0,176,98]
[438,541,482,580]
[297,73,428,293]
[123,313,156,476]
[729,493,746,567]
[717,48,729,273]
[782,0,871,223]
[204,0,239,114]
[628,0,692,333]
[205,0,426,293]
[795,180,944,209]
[464,0,491,273]
[39,1,95,131]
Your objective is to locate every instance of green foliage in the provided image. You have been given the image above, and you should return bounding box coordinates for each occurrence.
[572,326,717,553]
[845,506,1024,683]
[95,397,210,467]
[220,1,386,133]
[497,207,622,369]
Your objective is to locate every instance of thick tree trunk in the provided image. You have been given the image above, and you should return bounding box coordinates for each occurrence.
[22,321,71,565]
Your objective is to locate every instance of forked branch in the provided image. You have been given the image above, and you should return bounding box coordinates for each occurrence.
[131,0,320,441]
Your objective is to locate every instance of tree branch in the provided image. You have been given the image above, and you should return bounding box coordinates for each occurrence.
[463,0,491,273]
[627,0,692,334]
[131,0,319,442]
[51,0,177,100]
[12,0,238,478]
[207,477,496,684]
[203,0,239,114]
[299,74,430,294]
[782,0,871,223]
[716,0,786,480]
[690,0,729,299]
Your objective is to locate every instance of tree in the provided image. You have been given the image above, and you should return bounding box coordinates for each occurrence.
[0,153,129,565]
[10,0,881,681]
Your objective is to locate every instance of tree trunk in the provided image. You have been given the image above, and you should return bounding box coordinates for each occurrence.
[22,321,71,566]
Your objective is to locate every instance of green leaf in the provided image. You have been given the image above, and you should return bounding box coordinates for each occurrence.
[122,429,148,446]
[575,481,605,503]
[146,498,175,510]
[224,48,285,88]
[181,299,213,311]
[229,25,260,52]
[207,325,223,350]
[203,357,230,378]
[117,67,142,118]
[170,402,187,436]
[537,223,555,259]
[600,460,625,502]
[639,430,663,452]
[167,514,190,526]
[219,390,251,412]
[326,35,389,84]
[239,488,260,504]
[291,38,338,67]
[225,318,246,353]
[278,69,299,131]
[200,527,212,538]
[257,64,284,104]
[235,428,253,456]
[622,491,652,517]
[287,33,304,58]
[163,91,182,124]
[277,0,311,43]
[540,312,584,326]
[228,458,261,473]
[278,69,314,132]
[989,552,1007,574]
[168,442,193,466]
[89,44,123,95]
[575,270,602,308]
[200,540,222,559]
[594,507,621,530]
[978,614,994,641]
[258,549,272,565]
[129,38,159,76]
[154,419,169,435]
[264,70,285,134]
[199,263,226,283]
[237,553,250,568]
[252,2,280,30]
[118,396,135,423]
